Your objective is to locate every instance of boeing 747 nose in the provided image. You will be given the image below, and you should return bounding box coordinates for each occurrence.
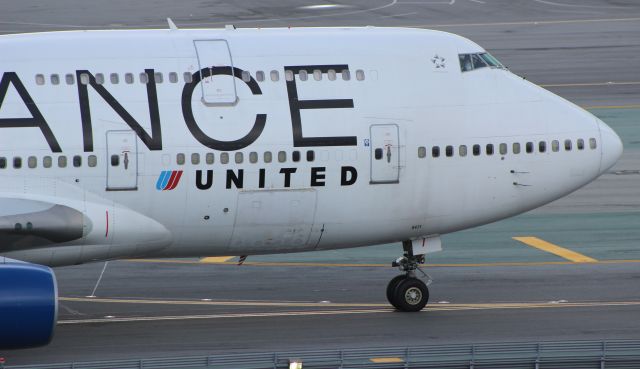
[597,118,624,173]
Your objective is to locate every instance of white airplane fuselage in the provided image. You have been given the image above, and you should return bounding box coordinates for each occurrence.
[0,27,623,267]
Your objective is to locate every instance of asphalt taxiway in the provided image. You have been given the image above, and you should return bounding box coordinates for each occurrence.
[1,0,639,365]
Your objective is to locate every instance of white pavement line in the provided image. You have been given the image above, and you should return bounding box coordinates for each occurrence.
[58,309,392,325]
[533,0,627,9]
[469,0,486,4]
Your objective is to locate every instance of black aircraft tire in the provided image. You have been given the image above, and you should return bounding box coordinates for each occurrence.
[386,275,408,308]
[393,277,429,312]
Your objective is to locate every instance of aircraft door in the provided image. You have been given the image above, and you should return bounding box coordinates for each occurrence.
[370,124,400,184]
[193,40,238,105]
[106,130,138,191]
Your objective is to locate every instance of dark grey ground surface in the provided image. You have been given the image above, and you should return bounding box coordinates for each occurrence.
[1,0,640,365]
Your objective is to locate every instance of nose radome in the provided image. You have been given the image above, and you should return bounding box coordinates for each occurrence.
[598,119,623,173]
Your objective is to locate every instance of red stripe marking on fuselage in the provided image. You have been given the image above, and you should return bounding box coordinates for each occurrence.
[167,171,183,190]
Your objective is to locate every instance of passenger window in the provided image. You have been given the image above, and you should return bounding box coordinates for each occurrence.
[577,139,584,150]
[43,156,52,168]
[486,144,494,156]
[299,70,308,81]
[459,145,467,157]
[292,151,301,162]
[375,148,383,160]
[28,156,37,168]
[526,142,534,154]
[50,74,60,85]
[140,73,149,84]
[13,157,22,169]
[206,153,214,164]
[255,71,265,82]
[249,152,258,163]
[111,155,119,166]
[270,70,279,82]
[459,54,473,72]
[73,155,82,167]
[79,73,90,85]
[285,70,294,81]
[241,71,251,82]
[327,69,337,81]
[95,73,104,85]
[65,74,75,85]
[513,142,521,154]
[564,139,572,151]
[235,152,243,164]
[169,72,178,83]
[88,155,97,167]
[445,145,454,157]
[183,72,193,83]
[36,74,45,85]
[263,151,272,163]
[0,157,5,169]
[356,70,365,81]
[154,72,163,84]
[418,146,427,158]
[278,151,286,163]
[59,156,68,168]
[307,150,315,162]
[552,140,560,152]
[499,143,507,155]
[432,146,440,158]
[191,153,200,165]
[176,153,185,165]
[221,153,229,164]
[539,141,546,153]
[589,138,597,150]
[125,73,134,84]
[313,70,322,81]
[342,70,351,81]
[110,73,119,84]
[473,144,481,156]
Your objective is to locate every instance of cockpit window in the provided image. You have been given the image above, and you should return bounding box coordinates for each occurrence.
[459,54,473,72]
[459,52,504,72]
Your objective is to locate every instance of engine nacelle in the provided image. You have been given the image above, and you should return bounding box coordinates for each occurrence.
[0,260,58,349]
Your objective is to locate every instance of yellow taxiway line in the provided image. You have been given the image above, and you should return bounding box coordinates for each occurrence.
[200,256,234,263]
[127,258,640,268]
[513,237,597,263]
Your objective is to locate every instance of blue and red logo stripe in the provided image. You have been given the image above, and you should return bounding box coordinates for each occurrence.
[156,170,183,191]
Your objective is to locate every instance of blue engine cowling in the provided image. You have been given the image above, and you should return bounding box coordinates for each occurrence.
[0,261,58,349]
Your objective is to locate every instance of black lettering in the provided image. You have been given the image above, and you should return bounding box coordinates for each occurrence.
[284,65,356,147]
[279,168,297,188]
[226,169,244,189]
[258,168,266,189]
[0,72,61,152]
[77,69,162,152]
[341,166,358,186]
[310,167,326,187]
[182,67,266,151]
[196,170,213,190]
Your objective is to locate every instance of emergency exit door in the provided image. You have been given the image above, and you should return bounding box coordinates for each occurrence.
[106,130,138,191]
[370,124,400,184]
[193,40,238,105]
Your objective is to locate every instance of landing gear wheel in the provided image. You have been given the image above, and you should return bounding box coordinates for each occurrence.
[392,277,429,312]
[386,275,407,308]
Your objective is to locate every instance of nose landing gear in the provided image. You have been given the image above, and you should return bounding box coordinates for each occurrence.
[387,240,431,312]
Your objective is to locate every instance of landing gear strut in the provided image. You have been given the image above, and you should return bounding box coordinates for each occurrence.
[387,240,431,312]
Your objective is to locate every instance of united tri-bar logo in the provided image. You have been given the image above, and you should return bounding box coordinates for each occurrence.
[156,170,183,191]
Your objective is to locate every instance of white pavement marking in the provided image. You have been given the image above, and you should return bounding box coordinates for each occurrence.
[533,0,628,9]
[469,0,486,4]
